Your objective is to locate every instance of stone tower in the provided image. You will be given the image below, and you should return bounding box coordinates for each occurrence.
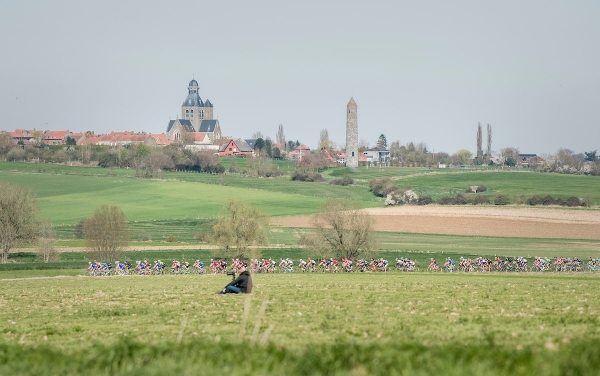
[346,97,359,168]
[181,79,214,132]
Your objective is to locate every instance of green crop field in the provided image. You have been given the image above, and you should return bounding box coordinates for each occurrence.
[0,162,378,227]
[395,170,600,202]
[1,162,599,246]
[326,167,600,203]
[1,272,599,375]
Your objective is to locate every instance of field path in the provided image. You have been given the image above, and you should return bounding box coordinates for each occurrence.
[271,206,600,240]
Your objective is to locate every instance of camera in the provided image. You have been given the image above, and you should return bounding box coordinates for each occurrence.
[226,271,236,280]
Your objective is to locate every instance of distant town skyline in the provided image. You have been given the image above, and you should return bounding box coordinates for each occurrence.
[1,0,599,155]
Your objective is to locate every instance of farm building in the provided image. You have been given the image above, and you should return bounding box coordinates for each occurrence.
[218,139,254,157]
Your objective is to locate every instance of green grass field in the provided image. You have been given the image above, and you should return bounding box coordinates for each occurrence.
[395,170,600,202]
[1,272,599,375]
[1,161,599,246]
[325,166,600,201]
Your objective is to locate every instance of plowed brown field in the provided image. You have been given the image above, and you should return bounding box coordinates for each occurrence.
[271,206,600,240]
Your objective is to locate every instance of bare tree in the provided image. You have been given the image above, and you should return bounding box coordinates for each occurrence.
[389,140,402,165]
[38,223,57,263]
[555,148,583,170]
[252,131,264,140]
[500,147,520,166]
[301,199,375,260]
[319,129,331,151]
[452,149,473,166]
[486,123,492,157]
[0,183,39,263]
[182,130,196,145]
[131,144,151,176]
[211,201,268,259]
[0,132,14,159]
[476,123,483,161]
[84,205,128,262]
[139,148,174,178]
[358,139,370,152]
[276,124,286,147]
[79,144,92,164]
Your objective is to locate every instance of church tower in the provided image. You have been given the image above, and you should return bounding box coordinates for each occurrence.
[346,97,359,168]
[181,79,214,132]
[167,79,222,143]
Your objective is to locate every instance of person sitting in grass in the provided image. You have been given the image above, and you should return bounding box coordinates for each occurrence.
[221,264,253,294]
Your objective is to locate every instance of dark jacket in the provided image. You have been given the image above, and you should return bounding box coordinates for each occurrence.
[228,271,252,293]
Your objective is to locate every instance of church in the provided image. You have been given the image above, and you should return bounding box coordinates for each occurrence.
[166,79,223,144]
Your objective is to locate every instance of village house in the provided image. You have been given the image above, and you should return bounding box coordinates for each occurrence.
[518,154,545,167]
[8,129,74,145]
[288,144,311,161]
[9,129,33,143]
[322,149,336,164]
[218,139,254,157]
[362,149,391,166]
[42,130,70,145]
[150,133,172,146]
[184,132,220,152]
[78,132,157,146]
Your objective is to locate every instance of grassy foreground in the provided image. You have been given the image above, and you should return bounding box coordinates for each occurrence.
[1,273,599,375]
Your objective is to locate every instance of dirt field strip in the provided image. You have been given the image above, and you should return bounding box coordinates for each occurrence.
[271,206,600,240]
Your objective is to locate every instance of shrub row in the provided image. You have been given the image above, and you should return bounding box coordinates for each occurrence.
[291,171,324,182]
[438,194,490,205]
[437,194,589,207]
[369,179,592,207]
[526,195,588,207]
[369,178,398,197]
[329,176,354,186]
[173,163,225,174]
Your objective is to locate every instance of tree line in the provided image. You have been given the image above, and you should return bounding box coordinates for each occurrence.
[2,128,598,175]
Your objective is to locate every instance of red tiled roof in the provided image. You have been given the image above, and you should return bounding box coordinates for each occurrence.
[76,132,152,145]
[295,144,310,151]
[78,135,101,145]
[44,130,69,140]
[216,138,233,147]
[150,133,172,145]
[322,149,334,161]
[101,132,151,143]
[10,129,31,138]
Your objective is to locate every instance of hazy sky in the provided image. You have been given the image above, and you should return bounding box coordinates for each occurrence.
[1,0,599,154]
